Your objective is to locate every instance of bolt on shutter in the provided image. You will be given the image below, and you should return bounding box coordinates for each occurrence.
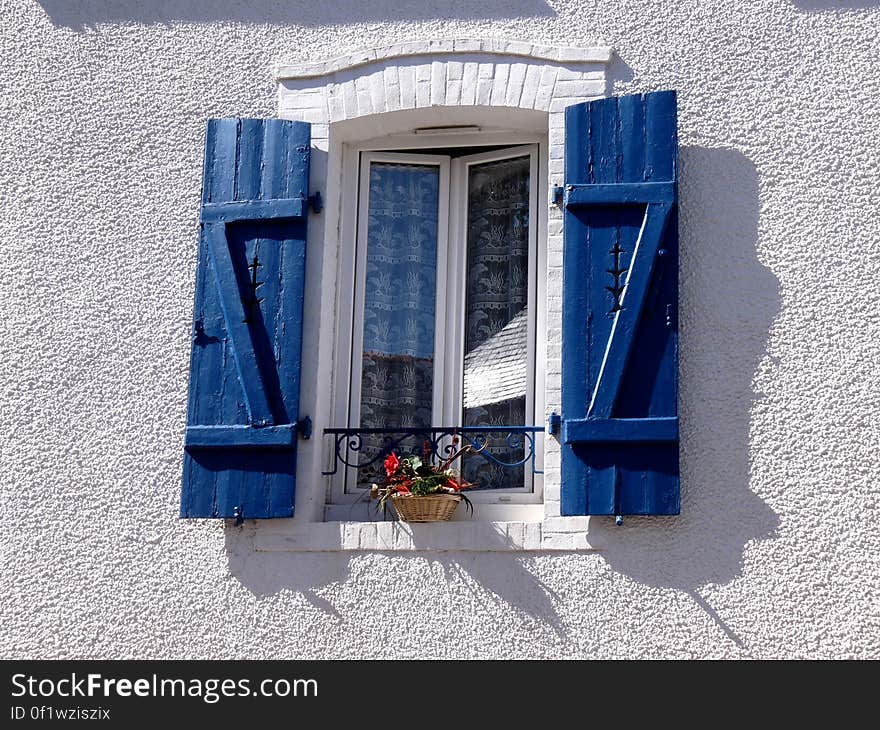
[560,91,679,517]
[180,118,312,520]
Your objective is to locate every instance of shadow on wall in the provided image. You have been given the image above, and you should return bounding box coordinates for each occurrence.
[605,54,634,90]
[224,531,351,619]
[792,0,880,9]
[224,527,568,640]
[35,0,556,28]
[590,146,781,647]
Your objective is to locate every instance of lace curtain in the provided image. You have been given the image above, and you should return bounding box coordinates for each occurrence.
[357,162,439,486]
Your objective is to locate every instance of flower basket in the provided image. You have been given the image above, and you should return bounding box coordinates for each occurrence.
[371,438,484,522]
[391,493,462,523]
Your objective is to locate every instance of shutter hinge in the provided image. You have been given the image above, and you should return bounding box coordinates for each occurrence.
[232,505,245,527]
[547,412,561,436]
[552,186,565,207]
[308,192,322,214]
[297,416,312,440]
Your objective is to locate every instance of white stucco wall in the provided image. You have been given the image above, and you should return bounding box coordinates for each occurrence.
[2,0,879,659]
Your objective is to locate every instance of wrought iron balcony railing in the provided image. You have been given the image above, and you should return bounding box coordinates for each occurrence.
[322,426,545,487]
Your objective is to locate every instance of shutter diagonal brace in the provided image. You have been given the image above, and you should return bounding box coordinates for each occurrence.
[199,191,316,427]
[589,202,673,418]
[204,221,274,426]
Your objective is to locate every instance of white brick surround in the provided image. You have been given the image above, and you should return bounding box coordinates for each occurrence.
[272,39,612,551]
[276,39,612,80]
[276,38,611,154]
[255,516,600,552]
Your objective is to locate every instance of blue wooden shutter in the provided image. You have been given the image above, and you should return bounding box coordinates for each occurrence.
[560,91,679,518]
[180,118,311,520]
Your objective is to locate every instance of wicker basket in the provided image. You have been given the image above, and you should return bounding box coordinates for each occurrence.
[391,493,461,522]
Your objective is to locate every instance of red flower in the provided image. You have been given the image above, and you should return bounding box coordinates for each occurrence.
[384,452,400,477]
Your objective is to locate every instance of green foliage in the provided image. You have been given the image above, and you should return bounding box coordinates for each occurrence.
[409,472,452,495]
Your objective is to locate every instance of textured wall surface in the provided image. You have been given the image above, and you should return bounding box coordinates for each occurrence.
[2,0,879,659]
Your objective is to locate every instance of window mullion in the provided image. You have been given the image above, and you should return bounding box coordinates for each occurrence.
[443,157,467,430]
[431,157,452,429]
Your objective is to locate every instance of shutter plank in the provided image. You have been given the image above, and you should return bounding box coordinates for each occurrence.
[563,417,679,443]
[645,91,677,182]
[618,93,646,184]
[561,102,592,516]
[184,123,234,518]
[236,122,270,531]
[185,424,298,448]
[236,118,264,201]
[206,119,238,203]
[201,198,307,222]
[565,182,675,205]
[265,121,310,518]
[561,105,592,417]
[591,96,619,184]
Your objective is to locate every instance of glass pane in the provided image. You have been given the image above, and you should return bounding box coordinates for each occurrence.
[462,155,530,490]
[355,162,440,488]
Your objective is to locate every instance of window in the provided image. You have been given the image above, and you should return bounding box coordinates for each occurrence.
[180,49,677,537]
[333,133,546,506]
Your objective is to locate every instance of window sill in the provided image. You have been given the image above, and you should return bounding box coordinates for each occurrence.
[252,517,602,552]
[323,502,543,523]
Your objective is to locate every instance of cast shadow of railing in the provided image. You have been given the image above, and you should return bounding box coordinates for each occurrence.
[224,522,568,655]
[35,0,556,28]
[224,527,350,621]
[588,146,781,652]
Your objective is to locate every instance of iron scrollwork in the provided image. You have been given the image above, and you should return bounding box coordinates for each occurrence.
[322,426,544,485]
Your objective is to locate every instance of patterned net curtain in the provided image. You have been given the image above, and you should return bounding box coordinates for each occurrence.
[462,156,530,490]
[356,163,439,488]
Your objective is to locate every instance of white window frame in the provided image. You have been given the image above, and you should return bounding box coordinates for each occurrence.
[331,130,547,511]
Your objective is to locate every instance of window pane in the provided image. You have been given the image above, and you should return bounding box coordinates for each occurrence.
[462,156,530,490]
[356,162,439,487]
